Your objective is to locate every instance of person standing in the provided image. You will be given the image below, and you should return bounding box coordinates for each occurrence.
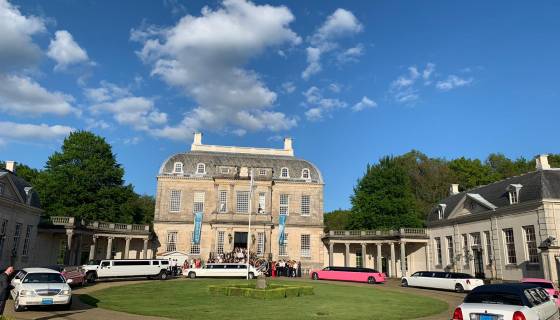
[0,266,14,315]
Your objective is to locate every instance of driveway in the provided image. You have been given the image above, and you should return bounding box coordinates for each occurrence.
[3,278,463,320]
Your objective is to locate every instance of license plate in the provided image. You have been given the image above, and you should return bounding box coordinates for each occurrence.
[42,298,53,305]
[478,315,495,320]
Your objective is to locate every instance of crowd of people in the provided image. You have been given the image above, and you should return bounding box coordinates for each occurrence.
[206,247,256,264]
[268,260,302,277]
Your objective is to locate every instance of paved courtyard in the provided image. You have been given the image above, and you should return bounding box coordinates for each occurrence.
[3,278,464,320]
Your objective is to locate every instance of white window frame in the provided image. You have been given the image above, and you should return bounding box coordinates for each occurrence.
[435,237,442,266]
[279,233,288,256]
[166,232,178,252]
[259,169,267,176]
[173,162,183,174]
[193,191,205,213]
[169,190,181,212]
[301,195,310,216]
[523,225,538,263]
[301,168,310,180]
[218,190,228,213]
[279,194,289,215]
[220,167,230,174]
[236,191,250,213]
[217,231,225,254]
[280,167,289,178]
[257,232,265,256]
[301,234,311,257]
[446,236,454,265]
[258,192,266,214]
[509,190,519,204]
[190,231,200,255]
[22,225,32,256]
[196,163,206,174]
[503,228,517,265]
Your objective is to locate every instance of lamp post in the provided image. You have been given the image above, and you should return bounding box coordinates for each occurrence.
[246,168,254,280]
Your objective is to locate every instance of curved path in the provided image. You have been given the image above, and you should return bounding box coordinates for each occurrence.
[3,278,462,320]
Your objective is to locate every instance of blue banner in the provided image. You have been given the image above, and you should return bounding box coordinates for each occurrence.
[193,212,203,245]
[278,215,286,245]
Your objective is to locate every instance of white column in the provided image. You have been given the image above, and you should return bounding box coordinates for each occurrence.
[143,238,149,259]
[65,231,73,265]
[425,243,430,271]
[376,243,382,271]
[89,236,97,260]
[344,243,350,267]
[361,243,367,268]
[106,237,113,259]
[124,237,131,259]
[329,242,334,266]
[400,242,407,277]
[390,242,396,277]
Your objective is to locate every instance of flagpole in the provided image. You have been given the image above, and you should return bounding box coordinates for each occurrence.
[246,169,254,280]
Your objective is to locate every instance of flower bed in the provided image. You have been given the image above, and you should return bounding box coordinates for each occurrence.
[208,283,314,300]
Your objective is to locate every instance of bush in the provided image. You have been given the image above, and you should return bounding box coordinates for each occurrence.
[229,287,244,296]
[250,289,266,300]
[285,287,300,297]
[265,288,287,299]
[208,284,312,300]
[299,286,314,296]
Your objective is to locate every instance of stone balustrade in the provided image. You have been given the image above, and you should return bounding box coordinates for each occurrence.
[327,228,428,239]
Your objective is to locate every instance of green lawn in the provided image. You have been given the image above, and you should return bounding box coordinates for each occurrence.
[80,279,447,320]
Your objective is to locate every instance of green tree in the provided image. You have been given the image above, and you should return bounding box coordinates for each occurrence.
[324,209,352,232]
[0,161,41,185]
[448,157,497,191]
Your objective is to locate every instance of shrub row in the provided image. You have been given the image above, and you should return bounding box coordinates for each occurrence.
[208,285,314,299]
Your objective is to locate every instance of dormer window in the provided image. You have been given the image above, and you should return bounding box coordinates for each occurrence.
[173,162,183,174]
[259,169,267,176]
[507,184,522,205]
[196,163,206,174]
[280,167,289,178]
[301,168,310,179]
[437,204,446,220]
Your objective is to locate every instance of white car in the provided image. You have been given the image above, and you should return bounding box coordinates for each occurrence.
[453,283,559,320]
[10,268,73,312]
[401,271,484,292]
[184,263,261,279]
[82,259,170,282]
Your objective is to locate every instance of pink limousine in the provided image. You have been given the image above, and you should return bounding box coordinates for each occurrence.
[310,266,387,284]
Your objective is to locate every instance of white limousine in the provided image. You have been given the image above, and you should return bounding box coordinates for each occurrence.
[402,271,484,292]
[82,259,170,282]
[184,263,262,279]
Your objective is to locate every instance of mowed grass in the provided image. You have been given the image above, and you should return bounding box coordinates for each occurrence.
[80,279,447,320]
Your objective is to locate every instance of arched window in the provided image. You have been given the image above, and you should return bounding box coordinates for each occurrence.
[280,167,289,178]
[196,163,206,174]
[173,162,183,173]
[301,168,310,179]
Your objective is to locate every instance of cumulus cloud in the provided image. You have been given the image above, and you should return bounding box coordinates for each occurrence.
[0,121,74,142]
[436,75,473,91]
[0,74,78,116]
[47,30,90,70]
[337,44,364,63]
[281,81,296,94]
[352,96,377,111]
[133,0,300,139]
[0,0,45,71]
[302,86,347,121]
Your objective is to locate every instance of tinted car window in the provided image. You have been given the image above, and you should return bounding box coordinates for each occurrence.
[523,282,554,289]
[465,292,524,306]
[412,272,422,277]
[23,273,65,284]
[101,261,110,267]
[434,272,447,278]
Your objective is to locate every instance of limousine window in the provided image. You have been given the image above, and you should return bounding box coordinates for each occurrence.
[87,259,101,265]
[161,260,169,265]
[101,261,110,267]
[208,265,224,269]
[465,292,524,306]
[113,260,151,266]
[523,281,554,289]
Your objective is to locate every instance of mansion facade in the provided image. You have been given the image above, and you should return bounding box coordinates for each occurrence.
[153,133,324,272]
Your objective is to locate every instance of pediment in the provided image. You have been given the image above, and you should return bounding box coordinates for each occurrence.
[446,193,496,219]
[0,173,25,204]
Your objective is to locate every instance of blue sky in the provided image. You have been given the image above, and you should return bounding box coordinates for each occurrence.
[1,0,559,211]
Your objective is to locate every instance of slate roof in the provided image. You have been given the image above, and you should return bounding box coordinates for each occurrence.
[0,168,41,208]
[427,169,560,222]
[159,151,323,184]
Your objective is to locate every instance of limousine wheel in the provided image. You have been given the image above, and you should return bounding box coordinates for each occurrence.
[312,273,318,280]
[454,284,464,293]
[86,272,97,283]
[14,298,25,312]
[159,271,169,280]
[367,277,376,284]
[401,279,408,287]
[188,272,196,279]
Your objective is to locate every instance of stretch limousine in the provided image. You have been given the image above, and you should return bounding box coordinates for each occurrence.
[82,259,170,282]
[401,271,484,292]
[183,263,261,279]
[310,266,386,284]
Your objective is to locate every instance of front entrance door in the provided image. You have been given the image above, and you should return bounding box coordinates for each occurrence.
[473,249,485,279]
[381,257,388,274]
[234,232,248,249]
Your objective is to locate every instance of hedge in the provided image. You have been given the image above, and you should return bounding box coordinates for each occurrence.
[207,284,314,300]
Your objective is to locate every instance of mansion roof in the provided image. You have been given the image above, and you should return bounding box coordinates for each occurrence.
[0,168,41,209]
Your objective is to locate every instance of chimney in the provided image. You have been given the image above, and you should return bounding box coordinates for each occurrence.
[193,132,203,145]
[449,184,459,195]
[5,161,15,173]
[536,154,551,170]
[283,137,293,152]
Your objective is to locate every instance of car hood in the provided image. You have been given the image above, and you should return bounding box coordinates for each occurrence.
[20,283,69,291]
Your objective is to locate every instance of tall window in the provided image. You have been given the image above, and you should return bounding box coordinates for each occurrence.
[446,236,454,265]
[280,167,289,178]
[0,182,4,195]
[435,237,442,265]
[219,190,228,213]
[302,168,310,179]
[259,169,267,176]
[484,231,492,263]
[196,163,205,174]
[258,192,266,214]
[217,231,225,254]
[190,231,200,255]
[193,192,205,213]
[279,194,289,215]
[257,232,265,256]
[173,162,183,173]
[22,225,32,256]
[301,234,311,257]
[0,219,7,257]
[471,232,481,247]
[523,225,538,263]
[166,232,177,252]
[503,228,517,264]
[169,190,181,212]
[56,240,67,265]
[12,223,22,255]
[236,191,249,213]
[356,249,363,268]
[279,233,288,256]
[301,195,310,216]
[462,234,468,266]
[509,190,519,204]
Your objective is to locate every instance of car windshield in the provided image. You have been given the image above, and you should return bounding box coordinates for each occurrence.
[86,260,101,265]
[23,273,65,284]
[523,282,554,289]
[464,292,524,306]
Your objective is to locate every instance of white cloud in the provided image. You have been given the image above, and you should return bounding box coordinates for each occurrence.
[312,8,363,43]
[301,47,322,80]
[328,83,341,93]
[84,118,110,130]
[337,43,364,63]
[0,74,78,116]
[91,96,168,131]
[281,81,296,94]
[123,136,141,145]
[305,107,323,121]
[352,96,377,111]
[302,86,347,121]
[422,62,435,84]
[47,30,90,70]
[133,0,300,139]
[0,0,46,71]
[0,121,74,142]
[436,75,473,91]
[84,81,130,103]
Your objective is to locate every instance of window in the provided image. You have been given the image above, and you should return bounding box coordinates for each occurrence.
[190,231,200,254]
[166,232,177,252]
[462,234,469,266]
[236,191,249,213]
[56,240,66,265]
[484,231,493,263]
[279,233,288,256]
[169,190,181,212]
[22,225,32,256]
[193,192,205,213]
[503,228,517,264]
[435,237,442,265]
[471,232,481,248]
[257,232,264,256]
[437,204,446,220]
[0,182,4,195]
[301,168,310,179]
[196,163,205,174]
[301,234,311,257]
[217,231,225,254]
[509,190,518,204]
[219,190,228,213]
[220,167,230,174]
[173,162,183,173]
[523,225,538,263]
[280,194,289,215]
[12,223,22,255]
[258,192,266,214]
[280,167,289,178]
[301,195,310,216]
[356,249,363,268]
[259,169,267,176]
[0,219,7,257]
[446,236,454,265]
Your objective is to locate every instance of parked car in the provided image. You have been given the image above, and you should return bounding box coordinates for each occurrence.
[310,266,386,284]
[183,263,261,279]
[401,271,484,292]
[82,259,170,282]
[521,278,560,307]
[46,265,86,287]
[452,283,559,320]
[10,268,73,312]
